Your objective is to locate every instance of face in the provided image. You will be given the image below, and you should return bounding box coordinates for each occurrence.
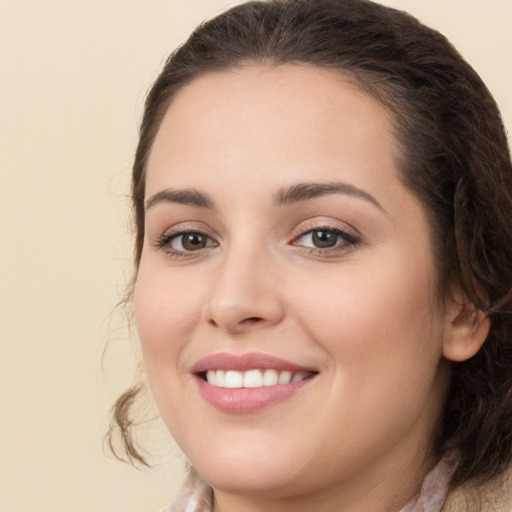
[135,65,451,506]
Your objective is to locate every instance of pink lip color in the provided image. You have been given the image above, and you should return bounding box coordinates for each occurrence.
[191,352,317,414]
[191,352,316,373]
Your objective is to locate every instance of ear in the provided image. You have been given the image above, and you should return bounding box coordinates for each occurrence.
[442,293,490,362]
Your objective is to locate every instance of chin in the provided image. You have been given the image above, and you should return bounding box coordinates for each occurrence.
[184,435,310,497]
[200,462,305,499]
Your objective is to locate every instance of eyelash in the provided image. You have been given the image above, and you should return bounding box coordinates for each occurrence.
[154,230,218,258]
[154,224,360,258]
[291,225,360,255]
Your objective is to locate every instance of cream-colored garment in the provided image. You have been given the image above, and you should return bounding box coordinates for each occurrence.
[160,453,459,512]
[159,471,212,512]
[442,470,512,512]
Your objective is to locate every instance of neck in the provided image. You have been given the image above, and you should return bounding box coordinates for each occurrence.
[212,449,441,512]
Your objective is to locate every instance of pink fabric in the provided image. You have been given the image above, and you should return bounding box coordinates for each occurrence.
[401,452,458,512]
[159,453,457,512]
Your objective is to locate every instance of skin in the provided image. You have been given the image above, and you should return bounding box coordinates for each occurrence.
[134,65,489,512]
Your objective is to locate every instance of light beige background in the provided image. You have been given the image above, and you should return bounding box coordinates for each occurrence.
[1,1,510,511]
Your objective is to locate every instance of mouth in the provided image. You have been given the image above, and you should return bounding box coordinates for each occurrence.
[200,368,315,388]
[191,352,318,413]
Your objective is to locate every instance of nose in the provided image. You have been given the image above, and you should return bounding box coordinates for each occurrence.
[203,245,285,334]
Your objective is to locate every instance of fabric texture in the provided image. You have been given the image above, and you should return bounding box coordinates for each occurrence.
[158,470,212,512]
[159,453,458,512]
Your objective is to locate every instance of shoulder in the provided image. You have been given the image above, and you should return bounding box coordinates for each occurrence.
[443,469,512,512]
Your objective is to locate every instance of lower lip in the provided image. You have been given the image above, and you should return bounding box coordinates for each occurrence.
[195,376,313,413]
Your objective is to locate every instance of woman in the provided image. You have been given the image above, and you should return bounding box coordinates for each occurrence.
[109,0,512,510]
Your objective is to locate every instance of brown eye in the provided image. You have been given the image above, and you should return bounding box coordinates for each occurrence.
[311,230,339,248]
[169,232,214,252]
[293,227,358,252]
[182,233,207,250]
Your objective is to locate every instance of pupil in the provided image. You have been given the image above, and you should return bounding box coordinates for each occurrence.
[183,233,206,250]
[312,230,337,248]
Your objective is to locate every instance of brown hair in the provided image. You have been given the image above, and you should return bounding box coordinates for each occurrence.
[108,0,512,487]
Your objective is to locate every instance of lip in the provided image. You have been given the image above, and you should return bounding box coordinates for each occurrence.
[191,352,317,373]
[191,352,318,414]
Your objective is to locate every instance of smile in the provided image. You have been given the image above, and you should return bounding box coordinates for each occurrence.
[205,369,313,388]
[192,353,318,413]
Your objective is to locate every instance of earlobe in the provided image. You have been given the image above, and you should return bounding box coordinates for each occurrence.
[442,298,491,362]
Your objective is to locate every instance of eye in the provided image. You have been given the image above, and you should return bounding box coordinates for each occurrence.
[156,231,217,254]
[293,227,358,252]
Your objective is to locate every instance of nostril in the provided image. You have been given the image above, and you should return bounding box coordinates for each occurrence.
[241,317,264,324]
[207,316,264,331]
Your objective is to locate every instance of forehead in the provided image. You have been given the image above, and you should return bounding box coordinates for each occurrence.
[145,64,400,203]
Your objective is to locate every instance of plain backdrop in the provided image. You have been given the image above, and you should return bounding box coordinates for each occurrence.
[1,1,510,511]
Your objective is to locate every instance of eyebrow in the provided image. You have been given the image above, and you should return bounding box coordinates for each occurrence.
[145,188,214,210]
[145,181,385,212]
[273,181,385,211]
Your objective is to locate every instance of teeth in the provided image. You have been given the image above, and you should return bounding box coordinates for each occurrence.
[292,371,309,383]
[262,369,278,386]
[243,369,263,388]
[205,369,311,388]
[278,370,292,385]
[206,369,225,387]
[225,370,243,388]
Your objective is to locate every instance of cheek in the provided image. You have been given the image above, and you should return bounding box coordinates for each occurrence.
[133,264,211,432]
[292,259,446,452]
[293,252,443,381]
[133,264,204,380]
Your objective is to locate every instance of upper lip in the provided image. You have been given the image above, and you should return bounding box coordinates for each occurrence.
[191,352,318,374]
